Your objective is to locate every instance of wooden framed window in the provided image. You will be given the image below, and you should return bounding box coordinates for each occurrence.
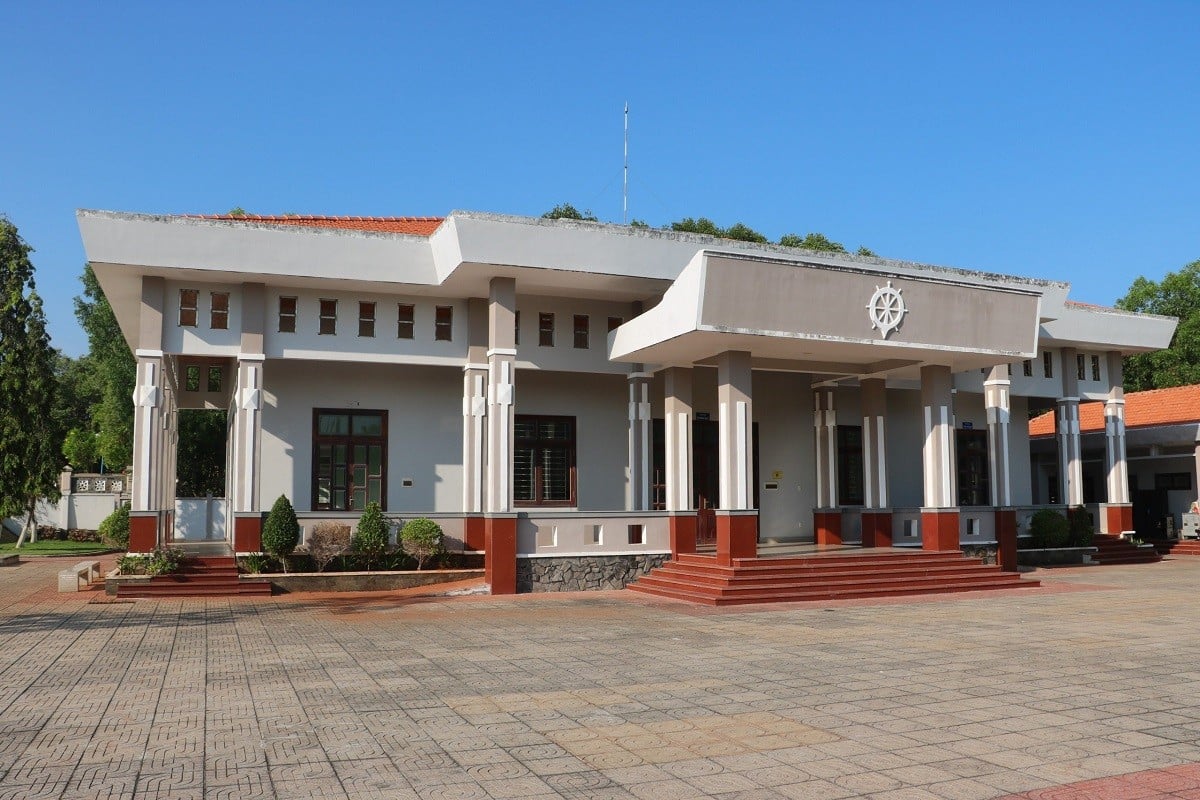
[434,305,453,341]
[358,301,376,338]
[207,366,222,393]
[538,312,555,347]
[210,292,229,330]
[278,297,297,333]
[319,299,337,335]
[1156,472,1191,491]
[179,289,198,327]
[312,410,387,511]
[185,365,201,392]
[1023,360,1033,377]
[836,426,864,506]
[573,315,589,349]
[1042,351,1053,379]
[956,429,990,506]
[397,303,414,339]
[1091,355,1101,382]
[1076,353,1086,381]
[514,415,575,506]
[607,316,623,332]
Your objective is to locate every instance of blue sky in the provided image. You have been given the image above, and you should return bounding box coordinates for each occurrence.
[4,1,1198,356]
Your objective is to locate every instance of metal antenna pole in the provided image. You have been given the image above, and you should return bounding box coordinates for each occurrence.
[623,103,629,224]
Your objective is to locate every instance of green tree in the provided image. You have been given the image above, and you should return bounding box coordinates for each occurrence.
[0,219,62,545]
[856,246,878,257]
[176,410,227,496]
[722,223,768,243]
[75,265,136,470]
[670,217,724,237]
[262,495,300,570]
[400,517,444,570]
[542,203,598,222]
[352,501,389,570]
[1116,260,1200,390]
[779,232,848,253]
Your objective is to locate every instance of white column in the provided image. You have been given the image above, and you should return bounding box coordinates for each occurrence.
[232,356,264,513]
[814,388,838,508]
[920,364,956,508]
[860,379,888,509]
[628,372,652,510]
[485,278,517,513]
[1057,348,1084,506]
[463,366,488,514]
[131,352,164,512]
[984,365,1012,507]
[1104,352,1129,504]
[663,367,693,512]
[716,351,753,510]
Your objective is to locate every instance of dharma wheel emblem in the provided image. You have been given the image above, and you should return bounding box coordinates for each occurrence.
[867,280,907,339]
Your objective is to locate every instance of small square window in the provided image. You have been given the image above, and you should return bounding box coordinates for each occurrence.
[434,306,453,341]
[278,296,297,333]
[627,524,645,545]
[1076,353,1086,381]
[573,314,589,349]
[319,299,337,335]
[210,292,229,330]
[207,366,222,393]
[607,316,623,332]
[539,312,555,347]
[397,304,414,339]
[179,289,198,327]
[358,301,376,338]
[185,365,200,392]
[1091,355,1101,382]
[1042,351,1053,379]
[1023,360,1033,377]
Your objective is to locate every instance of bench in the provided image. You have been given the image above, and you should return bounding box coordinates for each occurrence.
[58,560,101,593]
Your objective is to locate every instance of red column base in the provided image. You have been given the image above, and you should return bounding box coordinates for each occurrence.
[669,513,697,557]
[128,512,159,553]
[921,509,960,551]
[485,515,518,595]
[861,511,893,548]
[1100,503,1133,534]
[234,514,264,553]
[715,511,757,566]
[463,515,486,552]
[814,510,842,546]
[995,509,1018,572]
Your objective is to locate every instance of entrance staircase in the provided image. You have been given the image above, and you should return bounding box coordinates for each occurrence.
[116,553,272,598]
[1091,534,1162,565]
[1150,539,1200,557]
[627,549,1036,606]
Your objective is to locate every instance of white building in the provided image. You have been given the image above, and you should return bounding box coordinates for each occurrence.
[77,210,1176,593]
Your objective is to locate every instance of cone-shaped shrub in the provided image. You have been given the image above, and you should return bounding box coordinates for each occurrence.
[353,501,389,570]
[262,495,300,569]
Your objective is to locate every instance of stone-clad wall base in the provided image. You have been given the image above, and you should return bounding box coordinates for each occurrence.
[517,554,669,593]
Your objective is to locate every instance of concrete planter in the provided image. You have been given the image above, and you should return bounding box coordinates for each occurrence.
[1017,547,1098,566]
[104,570,152,596]
[257,568,484,594]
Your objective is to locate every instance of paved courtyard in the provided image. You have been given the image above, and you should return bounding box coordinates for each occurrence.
[3,555,1200,799]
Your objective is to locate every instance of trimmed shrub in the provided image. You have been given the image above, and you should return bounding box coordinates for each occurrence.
[68,529,99,542]
[1029,509,1070,549]
[145,547,183,576]
[1068,506,1094,547]
[99,504,130,549]
[353,502,390,570]
[401,517,445,570]
[262,495,300,571]
[239,553,269,574]
[308,522,352,572]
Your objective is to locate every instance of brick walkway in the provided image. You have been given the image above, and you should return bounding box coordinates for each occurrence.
[2,555,1200,799]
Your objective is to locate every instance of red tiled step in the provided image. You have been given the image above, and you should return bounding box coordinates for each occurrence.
[116,555,272,598]
[628,549,1036,606]
[1091,535,1162,565]
[1150,539,1200,557]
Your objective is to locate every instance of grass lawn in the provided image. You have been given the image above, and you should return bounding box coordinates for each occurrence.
[0,539,118,556]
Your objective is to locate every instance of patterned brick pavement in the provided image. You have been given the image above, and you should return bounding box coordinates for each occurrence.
[2,554,1200,799]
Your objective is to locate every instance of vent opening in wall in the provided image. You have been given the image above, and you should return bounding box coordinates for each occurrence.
[628,524,644,545]
[967,517,981,536]
[904,519,919,538]
[536,526,557,548]
[586,524,603,545]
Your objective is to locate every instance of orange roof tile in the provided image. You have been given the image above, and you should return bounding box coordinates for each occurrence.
[1029,384,1200,436]
[197,214,444,236]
